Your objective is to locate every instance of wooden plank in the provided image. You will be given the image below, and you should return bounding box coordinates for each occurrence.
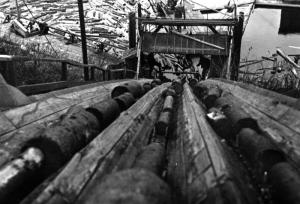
[0,113,16,137]
[22,83,170,204]
[18,81,70,95]
[166,84,256,204]
[30,80,127,101]
[2,80,150,136]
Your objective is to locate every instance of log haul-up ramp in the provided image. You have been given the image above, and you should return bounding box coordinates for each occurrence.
[1,78,300,204]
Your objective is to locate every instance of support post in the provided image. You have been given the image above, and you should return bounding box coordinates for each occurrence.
[61,61,68,81]
[90,66,95,80]
[128,12,136,49]
[230,12,244,81]
[135,4,142,80]
[77,0,89,81]
[7,61,17,86]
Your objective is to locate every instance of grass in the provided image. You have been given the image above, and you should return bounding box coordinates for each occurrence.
[239,53,300,97]
[0,34,109,86]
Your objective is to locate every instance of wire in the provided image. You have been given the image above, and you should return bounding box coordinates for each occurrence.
[189,0,233,18]
[21,0,59,56]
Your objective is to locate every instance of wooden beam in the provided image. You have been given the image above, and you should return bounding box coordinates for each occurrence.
[77,0,89,81]
[139,18,237,26]
[276,48,299,77]
[208,25,219,34]
[170,30,225,50]
[167,84,258,203]
[255,0,300,9]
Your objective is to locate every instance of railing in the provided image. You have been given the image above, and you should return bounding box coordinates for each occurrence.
[0,54,134,95]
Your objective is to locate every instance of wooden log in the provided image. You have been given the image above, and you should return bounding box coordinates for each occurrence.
[155,111,172,136]
[0,147,44,203]
[143,82,152,93]
[0,81,150,168]
[23,106,100,176]
[171,79,183,94]
[111,81,145,98]
[166,84,258,204]
[1,80,148,137]
[151,79,162,88]
[19,81,70,95]
[133,142,165,176]
[206,107,232,140]
[188,78,198,87]
[113,92,136,111]
[162,96,174,112]
[237,128,285,173]
[202,85,222,109]
[21,83,170,204]
[213,92,259,137]
[86,99,120,129]
[163,88,176,97]
[201,79,300,170]
[269,162,300,204]
[77,169,171,204]
[30,80,133,101]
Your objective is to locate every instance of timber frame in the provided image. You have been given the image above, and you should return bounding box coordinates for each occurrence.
[128,5,245,81]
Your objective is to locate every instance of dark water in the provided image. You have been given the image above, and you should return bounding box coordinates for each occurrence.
[241,8,300,61]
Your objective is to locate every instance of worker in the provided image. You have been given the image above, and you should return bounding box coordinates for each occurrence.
[198,55,211,80]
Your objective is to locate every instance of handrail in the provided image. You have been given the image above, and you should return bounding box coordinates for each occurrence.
[0,54,107,86]
[0,55,104,71]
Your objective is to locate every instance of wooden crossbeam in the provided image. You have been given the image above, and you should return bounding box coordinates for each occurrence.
[170,30,225,50]
[139,18,237,26]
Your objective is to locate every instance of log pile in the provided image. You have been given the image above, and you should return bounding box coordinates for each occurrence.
[195,78,300,204]
[0,0,155,57]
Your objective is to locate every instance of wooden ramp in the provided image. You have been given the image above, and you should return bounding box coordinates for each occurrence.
[0,78,300,204]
